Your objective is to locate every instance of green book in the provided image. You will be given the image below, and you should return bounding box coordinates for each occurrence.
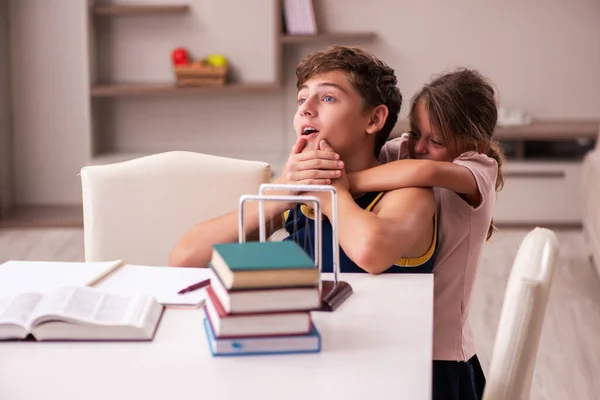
[210,241,318,290]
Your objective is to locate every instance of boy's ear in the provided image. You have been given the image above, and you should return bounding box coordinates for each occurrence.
[365,105,389,135]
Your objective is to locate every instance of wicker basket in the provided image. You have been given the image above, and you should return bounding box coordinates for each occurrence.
[174,62,228,87]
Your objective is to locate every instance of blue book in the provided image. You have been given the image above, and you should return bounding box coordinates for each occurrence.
[203,314,321,357]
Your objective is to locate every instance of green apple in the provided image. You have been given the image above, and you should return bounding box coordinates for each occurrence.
[206,53,228,67]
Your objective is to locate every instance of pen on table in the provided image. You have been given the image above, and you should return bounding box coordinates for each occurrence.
[177,278,211,295]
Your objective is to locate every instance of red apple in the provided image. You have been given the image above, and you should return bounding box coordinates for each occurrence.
[171,47,189,66]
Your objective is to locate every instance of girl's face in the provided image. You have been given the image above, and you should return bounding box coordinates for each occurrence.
[408,101,453,162]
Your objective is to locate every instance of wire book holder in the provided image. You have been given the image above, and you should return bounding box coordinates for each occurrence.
[238,184,353,312]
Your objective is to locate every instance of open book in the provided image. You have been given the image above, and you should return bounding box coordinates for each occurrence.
[0,286,164,341]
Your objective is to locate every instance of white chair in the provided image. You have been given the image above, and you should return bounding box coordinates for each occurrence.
[483,227,559,400]
[80,151,271,266]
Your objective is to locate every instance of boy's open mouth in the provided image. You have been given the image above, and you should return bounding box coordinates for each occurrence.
[302,126,320,139]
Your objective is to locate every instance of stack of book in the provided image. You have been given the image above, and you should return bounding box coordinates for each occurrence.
[202,240,322,356]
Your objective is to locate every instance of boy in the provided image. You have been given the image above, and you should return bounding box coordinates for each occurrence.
[169,46,438,275]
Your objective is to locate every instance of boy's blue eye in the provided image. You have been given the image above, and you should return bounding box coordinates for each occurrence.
[297,98,306,105]
[323,95,334,102]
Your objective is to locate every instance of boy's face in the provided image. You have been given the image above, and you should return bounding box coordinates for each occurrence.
[294,71,372,156]
[408,101,452,162]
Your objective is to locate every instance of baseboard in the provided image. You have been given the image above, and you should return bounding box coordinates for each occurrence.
[0,204,83,228]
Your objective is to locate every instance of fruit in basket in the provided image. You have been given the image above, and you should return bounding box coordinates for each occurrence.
[205,53,228,67]
[171,47,189,66]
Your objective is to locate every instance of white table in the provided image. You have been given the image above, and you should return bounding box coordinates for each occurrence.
[0,273,433,400]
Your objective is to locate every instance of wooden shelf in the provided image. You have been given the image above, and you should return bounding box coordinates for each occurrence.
[280,32,376,44]
[390,119,600,140]
[494,120,599,140]
[91,82,280,98]
[93,4,190,17]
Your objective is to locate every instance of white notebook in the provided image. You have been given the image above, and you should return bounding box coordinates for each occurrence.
[0,260,123,297]
[0,260,209,307]
[96,264,210,307]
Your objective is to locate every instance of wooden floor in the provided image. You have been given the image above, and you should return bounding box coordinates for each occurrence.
[0,227,598,399]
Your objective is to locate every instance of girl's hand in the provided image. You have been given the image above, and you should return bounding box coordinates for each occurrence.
[319,140,349,192]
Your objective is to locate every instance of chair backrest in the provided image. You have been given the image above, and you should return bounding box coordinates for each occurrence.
[80,151,271,266]
[483,227,559,400]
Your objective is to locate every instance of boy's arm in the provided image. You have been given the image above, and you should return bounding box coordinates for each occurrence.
[168,200,289,268]
[318,186,436,274]
[350,159,480,205]
[169,137,343,268]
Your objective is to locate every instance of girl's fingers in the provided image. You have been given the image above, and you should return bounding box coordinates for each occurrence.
[318,140,334,152]
[294,149,340,162]
[298,179,331,185]
[287,169,342,182]
[291,158,344,172]
[291,137,307,155]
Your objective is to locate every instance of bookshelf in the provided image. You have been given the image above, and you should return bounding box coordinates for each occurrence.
[87,1,376,168]
[1,1,379,227]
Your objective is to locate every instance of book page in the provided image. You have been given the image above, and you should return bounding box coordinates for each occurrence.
[0,293,43,330]
[30,286,146,327]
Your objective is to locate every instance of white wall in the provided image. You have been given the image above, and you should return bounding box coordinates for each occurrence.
[9,0,600,205]
[0,0,13,214]
[9,0,92,204]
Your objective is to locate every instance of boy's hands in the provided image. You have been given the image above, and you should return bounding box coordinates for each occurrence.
[278,137,344,186]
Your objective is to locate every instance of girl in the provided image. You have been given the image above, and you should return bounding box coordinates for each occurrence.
[349,68,505,400]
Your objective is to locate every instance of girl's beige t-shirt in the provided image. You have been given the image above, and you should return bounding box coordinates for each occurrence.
[380,135,498,361]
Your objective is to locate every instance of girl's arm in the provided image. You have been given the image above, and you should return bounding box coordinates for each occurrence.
[349,159,480,204]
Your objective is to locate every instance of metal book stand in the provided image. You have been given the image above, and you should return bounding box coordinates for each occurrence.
[238,184,353,312]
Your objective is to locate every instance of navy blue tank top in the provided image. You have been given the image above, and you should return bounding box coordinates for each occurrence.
[283,191,438,274]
